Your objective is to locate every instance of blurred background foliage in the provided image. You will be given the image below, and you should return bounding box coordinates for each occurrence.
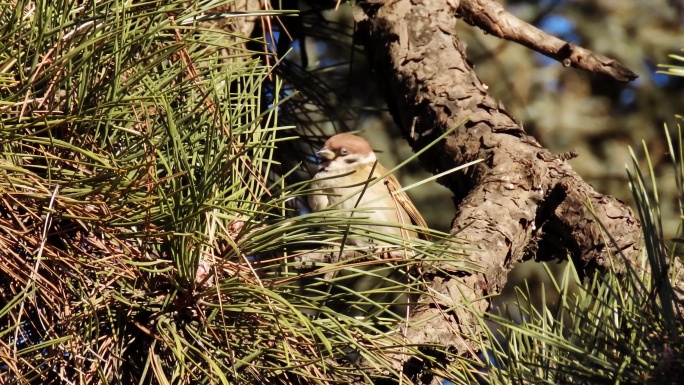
[277,0,684,235]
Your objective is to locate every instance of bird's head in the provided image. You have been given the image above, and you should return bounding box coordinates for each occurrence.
[316,133,377,171]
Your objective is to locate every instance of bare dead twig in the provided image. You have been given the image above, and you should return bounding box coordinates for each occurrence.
[455,0,638,82]
[292,248,411,266]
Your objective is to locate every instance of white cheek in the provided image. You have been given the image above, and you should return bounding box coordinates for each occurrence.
[324,158,353,171]
[358,153,377,164]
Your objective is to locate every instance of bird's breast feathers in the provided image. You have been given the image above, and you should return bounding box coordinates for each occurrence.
[309,166,376,210]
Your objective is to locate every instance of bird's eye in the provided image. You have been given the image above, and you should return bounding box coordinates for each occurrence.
[339,148,349,155]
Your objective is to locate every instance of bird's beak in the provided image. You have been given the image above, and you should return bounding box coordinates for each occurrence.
[316,148,335,160]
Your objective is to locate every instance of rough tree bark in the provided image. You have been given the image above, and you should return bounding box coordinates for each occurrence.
[352,0,641,364]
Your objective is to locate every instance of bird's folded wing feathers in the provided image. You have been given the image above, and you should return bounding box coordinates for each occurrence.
[379,167,429,239]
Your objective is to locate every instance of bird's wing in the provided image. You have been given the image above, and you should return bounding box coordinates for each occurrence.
[376,163,429,239]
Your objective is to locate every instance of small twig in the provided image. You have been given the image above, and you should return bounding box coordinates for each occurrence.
[292,247,411,267]
[538,149,579,163]
[13,186,60,360]
[455,0,638,82]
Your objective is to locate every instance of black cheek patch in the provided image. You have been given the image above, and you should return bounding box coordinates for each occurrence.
[344,157,357,164]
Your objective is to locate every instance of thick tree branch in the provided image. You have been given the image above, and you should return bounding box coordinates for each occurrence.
[456,0,638,82]
[354,0,641,363]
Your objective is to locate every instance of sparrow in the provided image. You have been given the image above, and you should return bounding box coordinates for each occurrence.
[308,133,428,245]
[307,133,428,320]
